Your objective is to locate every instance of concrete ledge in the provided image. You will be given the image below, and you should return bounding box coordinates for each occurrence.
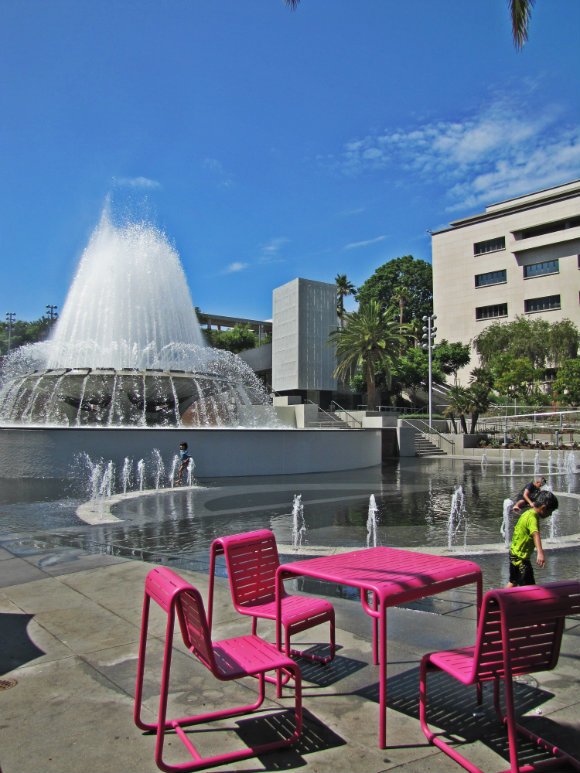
[0,425,382,479]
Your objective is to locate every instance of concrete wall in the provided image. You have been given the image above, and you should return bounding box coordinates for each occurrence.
[0,426,382,479]
[272,278,337,392]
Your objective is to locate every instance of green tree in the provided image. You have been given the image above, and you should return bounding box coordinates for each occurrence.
[335,273,356,328]
[392,347,443,405]
[356,255,432,324]
[206,325,258,354]
[552,359,580,406]
[433,340,471,384]
[491,354,539,400]
[329,301,406,411]
[474,316,579,371]
[549,319,579,367]
[0,317,53,356]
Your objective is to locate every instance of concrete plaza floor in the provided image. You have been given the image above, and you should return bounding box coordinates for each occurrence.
[0,542,579,773]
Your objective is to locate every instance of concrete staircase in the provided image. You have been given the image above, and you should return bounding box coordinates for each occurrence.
[306,411,351,429]
[414,430,447,457]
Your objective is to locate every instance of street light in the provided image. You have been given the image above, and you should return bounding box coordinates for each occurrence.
[422,314,437,429]
[46,304,58,321]
[5,311,16,353]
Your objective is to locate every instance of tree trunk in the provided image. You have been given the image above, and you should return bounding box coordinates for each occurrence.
[470,412,479,434]
[366,370,377,411]
[460,414,468,434]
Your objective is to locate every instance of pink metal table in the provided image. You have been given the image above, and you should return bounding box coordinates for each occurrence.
[276,546,482,749]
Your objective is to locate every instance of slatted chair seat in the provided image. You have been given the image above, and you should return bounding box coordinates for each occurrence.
[419,580,580,773]
[209,529,335,666]
[134,566,302,773]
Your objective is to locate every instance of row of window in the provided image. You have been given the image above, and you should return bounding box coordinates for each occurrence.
[475,259,560,287]
[475,295,561,320]
[474,216,580,255]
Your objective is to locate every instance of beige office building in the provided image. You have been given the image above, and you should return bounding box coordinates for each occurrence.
[432,179,580,385]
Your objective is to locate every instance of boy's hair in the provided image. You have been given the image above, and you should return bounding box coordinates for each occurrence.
[180,442,188,449]
[534,489,558,514]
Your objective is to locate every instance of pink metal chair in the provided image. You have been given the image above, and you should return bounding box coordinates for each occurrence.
[419,580,580,773]
[209,529,335,666]
[134,566,302,772]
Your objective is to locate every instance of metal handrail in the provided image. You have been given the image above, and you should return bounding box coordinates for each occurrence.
[330,400,363,429]
[401,418,455,453]
[305,399,361,429]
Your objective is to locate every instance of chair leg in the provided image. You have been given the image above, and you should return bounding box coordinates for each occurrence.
[156,665,302,773]
[493,677,580,772]
[419,656,485,773]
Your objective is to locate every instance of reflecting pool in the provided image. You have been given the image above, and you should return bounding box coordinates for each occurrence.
[1,457,578,592]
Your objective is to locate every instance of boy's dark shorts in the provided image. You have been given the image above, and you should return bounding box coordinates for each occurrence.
[509,553,535,586]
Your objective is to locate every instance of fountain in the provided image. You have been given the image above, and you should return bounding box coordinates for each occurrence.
[0,210,273,428]
[447,484,468,548]
[0,206,380,479]
[366,494,379,548]
[291,494,306,551]
[500,498,513,547]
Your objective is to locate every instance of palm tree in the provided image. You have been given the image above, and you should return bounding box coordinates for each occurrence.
[443,385,470,434]
[335,273,356,328]
[329,300,406,410]
[285,0,534,50]
[392,284,410,327]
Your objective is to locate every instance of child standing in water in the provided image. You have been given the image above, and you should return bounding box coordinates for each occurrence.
[507,490,558,587]
[175,441,191,485]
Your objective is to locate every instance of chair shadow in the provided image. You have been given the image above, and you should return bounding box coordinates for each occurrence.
[294,647,367,688]
[0,612,45,675]
[237,707,347,771]
[356,665,572,767]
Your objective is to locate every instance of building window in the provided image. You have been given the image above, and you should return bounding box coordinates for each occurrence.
[475,269,507,287]
[476,303,508,320]
[524,295,561,313]
[474,237,506,256]
[517,215,580,240]
[523,259,559,278]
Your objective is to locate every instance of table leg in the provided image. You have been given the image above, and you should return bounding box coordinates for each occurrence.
[275,571,283,698]
[379,600,387,748]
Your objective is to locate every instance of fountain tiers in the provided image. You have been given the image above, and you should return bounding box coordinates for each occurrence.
[2,367,267,427]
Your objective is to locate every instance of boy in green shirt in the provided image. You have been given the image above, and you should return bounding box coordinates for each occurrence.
[507,490,559,587]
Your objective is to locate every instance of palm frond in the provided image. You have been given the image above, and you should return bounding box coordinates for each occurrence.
[510,0,535,49]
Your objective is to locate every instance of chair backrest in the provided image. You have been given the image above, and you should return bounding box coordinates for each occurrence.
[214,529,281,610]
[473,580,580,681]
[145,566,215,672]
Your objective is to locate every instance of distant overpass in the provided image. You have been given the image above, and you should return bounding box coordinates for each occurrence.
[197,312,272,342]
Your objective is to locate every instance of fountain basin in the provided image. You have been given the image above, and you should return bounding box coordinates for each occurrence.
[0,425,382,479]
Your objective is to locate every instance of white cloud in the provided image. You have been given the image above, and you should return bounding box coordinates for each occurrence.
[343,235,387,250]
[223,261,248,274]
[259,237,289,263]
[114,176,161,189]
[328,94,580,212]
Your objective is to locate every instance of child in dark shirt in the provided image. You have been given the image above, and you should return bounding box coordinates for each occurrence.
[512,476,546,513]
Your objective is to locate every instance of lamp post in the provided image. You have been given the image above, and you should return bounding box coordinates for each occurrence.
[422,314,437,429]
[5,311,16,353]
[46,304,58,322]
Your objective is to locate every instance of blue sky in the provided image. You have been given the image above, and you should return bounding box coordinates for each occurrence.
[1,0,579,322]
